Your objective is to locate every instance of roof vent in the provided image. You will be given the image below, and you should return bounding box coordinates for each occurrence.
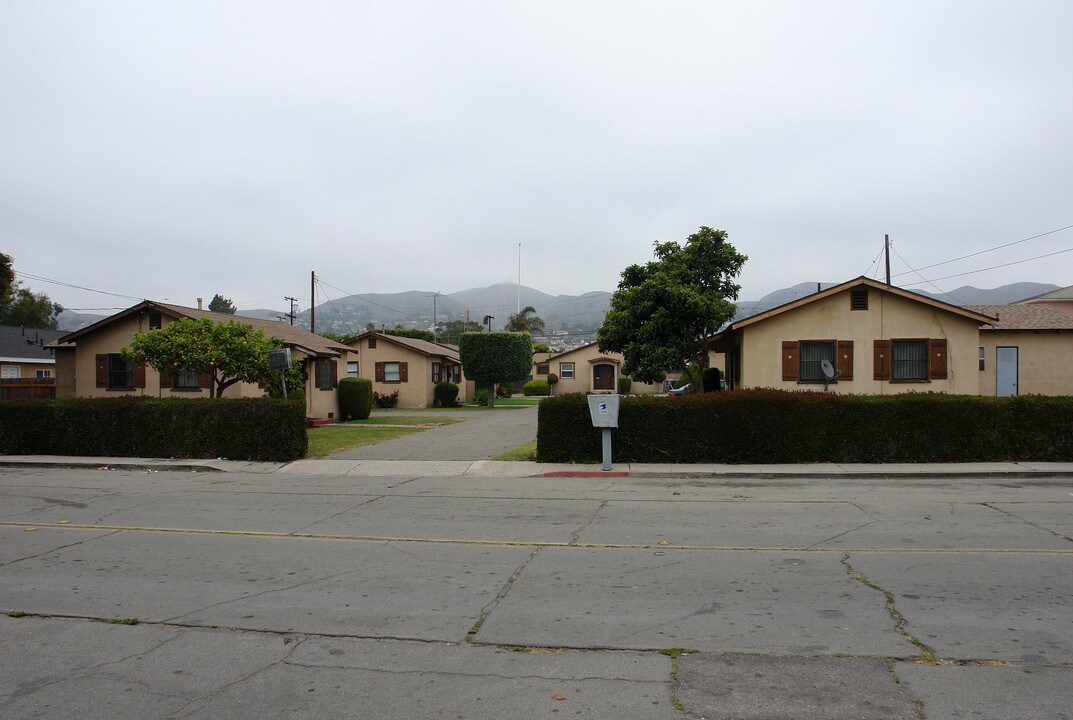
[850,288,869,311]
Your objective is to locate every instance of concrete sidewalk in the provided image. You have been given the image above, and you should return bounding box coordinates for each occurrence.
[3,454,1073,478]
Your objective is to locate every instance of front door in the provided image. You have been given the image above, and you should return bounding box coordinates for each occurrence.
[592,364,615,391]
[996,346,1018,397]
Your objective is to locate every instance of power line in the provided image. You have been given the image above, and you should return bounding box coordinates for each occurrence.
[891,223,1073,279]
[890,246,965,305]
[314,277,419,318]
[903,245,1073,284]
[13,271,143,302]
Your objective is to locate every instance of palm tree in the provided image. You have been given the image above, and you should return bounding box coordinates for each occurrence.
[505,306,546,335]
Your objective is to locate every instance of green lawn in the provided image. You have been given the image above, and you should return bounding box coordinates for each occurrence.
[490,397,544,407]
[306,426,425,457]
[347,416,465,426]
[493,440,538,461]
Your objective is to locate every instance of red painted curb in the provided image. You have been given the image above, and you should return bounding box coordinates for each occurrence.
[544,471,629,478]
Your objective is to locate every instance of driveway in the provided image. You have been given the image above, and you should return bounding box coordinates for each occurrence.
[328,406,538,461]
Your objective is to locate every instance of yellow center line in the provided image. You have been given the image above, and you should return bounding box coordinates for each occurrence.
[1,521,1071,554]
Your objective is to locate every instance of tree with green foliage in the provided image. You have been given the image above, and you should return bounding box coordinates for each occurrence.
[124,318,281,398]
[438,319,482,344]
[385,327,436,342]
[458,332,533,407]
[505,306,546,335]
[338,377,373,420]
[597,227,746,393]
[0,252,62,329]
[208,294,237,314]
[533,342,552,353]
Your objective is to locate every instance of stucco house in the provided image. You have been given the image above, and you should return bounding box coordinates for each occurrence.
[342,331,472,408]
[1016,284,1073,320]
[967,303,1073,397]
[50,300,350,419]
[708,277,997,394]
[533,342,663,395]
[1,325,66,399]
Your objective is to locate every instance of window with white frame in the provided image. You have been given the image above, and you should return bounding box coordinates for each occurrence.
[384,362,401,382]
[978,347,985,372]
[174,367,200,389]
[1,365,18,379]
[559,362,575,379]
[432,362,441,383]
[36,369,53,379]
[347,362,359,378]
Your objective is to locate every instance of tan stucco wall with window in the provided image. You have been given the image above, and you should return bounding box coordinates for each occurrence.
[346,338,461,408]
[978,331,1073,396]
[735,288,981,394]
[543,345,662,395]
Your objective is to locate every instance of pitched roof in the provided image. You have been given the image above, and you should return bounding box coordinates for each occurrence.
[966,304,1073,331]
[1016,284,1073,303]
[547,341,601,362]
[712,277,996,340]
[346,331,460,362]
[51,301,349,357]
[0,325,66,361]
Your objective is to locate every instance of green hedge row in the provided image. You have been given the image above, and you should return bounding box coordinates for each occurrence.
[0,397,308,462]
[537,390,1073,464]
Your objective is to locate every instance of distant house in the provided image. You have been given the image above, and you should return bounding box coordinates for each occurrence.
[967,303,1073,397]
[0,325,67,399]
[1016,284,1073,320]
[533,342,664,395]
[342,331,472,408]
[708,277,996,394]
[49,300,350,419]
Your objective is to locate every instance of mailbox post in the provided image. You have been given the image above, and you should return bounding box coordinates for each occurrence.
[586,394,620,471]
[268,348,292,399]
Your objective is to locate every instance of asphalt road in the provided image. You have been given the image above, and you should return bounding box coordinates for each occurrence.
[1,466,1071,719]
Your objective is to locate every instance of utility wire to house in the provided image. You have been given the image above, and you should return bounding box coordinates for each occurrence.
[903,245,1073,284]
[13,271,144,302]
[890,222,1073,279]
[314,276,420,319]
[890,246,964,305]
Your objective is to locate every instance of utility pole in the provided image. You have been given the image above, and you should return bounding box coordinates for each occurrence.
[284,296,298,326]
[884,235,891,286]
[517,243,522,314]
[310,271,316,332]
[428,291,440,339]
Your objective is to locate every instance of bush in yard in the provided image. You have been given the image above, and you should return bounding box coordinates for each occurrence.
[702,367,723,392]
[0,397,306,461]
[373,390,399,409]
[523,379,551,396]
[547,373,558,395]
[338,377,373,420]
[536,390,1073,464]
[458,332,533,407]
[473,388,489,406]
[435,381,459,407]
[617,377,632,394]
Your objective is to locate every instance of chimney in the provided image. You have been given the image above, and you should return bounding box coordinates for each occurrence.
[197,297,203,310]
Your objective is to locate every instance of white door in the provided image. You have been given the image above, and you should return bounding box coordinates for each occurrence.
[996,347,1018,397]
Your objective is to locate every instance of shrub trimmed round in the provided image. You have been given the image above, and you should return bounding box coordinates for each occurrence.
[435,381,459,407]
[338,377,373,420]
[523,379,551,396]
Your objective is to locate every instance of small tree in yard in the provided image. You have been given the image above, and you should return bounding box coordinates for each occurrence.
[125,318,280,398]
[597,226,746,393]
[458,332,533,407]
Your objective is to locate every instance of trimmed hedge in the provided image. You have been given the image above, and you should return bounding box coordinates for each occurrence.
[435,381,459,406]
[523,379,551,396]
[0,397,308,462]
[338,377,373,420]
[537,390,1073,464]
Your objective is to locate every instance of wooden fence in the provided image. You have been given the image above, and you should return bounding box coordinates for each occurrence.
[0,378,56,400]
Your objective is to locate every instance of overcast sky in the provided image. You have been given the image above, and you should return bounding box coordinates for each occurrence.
[2,1,1071,317]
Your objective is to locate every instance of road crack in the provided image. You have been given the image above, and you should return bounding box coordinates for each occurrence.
[842,552,937,663]
[570,499,608,545]
[465,546,542,642]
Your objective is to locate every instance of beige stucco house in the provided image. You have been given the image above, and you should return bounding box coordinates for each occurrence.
[708,277,996,394]
[342,331,472,408]
[534,342,663,395]
[50,301,350,419]
[967,303,1073,397]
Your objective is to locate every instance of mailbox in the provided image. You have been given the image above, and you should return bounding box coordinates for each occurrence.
[268,348,292,370]
[587,394,620,428]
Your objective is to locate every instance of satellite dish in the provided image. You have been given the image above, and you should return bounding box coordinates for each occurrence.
[820,359,836,380]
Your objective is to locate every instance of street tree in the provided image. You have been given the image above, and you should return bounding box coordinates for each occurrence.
[597,227,746,393]
[505,305,546,335]
[0,252,63,329]
[208,294,237,314]
[124,318,281,398]
[458,332,533,407]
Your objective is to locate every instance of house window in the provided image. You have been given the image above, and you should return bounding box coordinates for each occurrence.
[368,337,377,349]
[36,369,53,379]
[979,347,985,372]
[799,341,836,383]
[892,340,928,381]
[384,362,401,382]
[536,363,549,375]
[174,367,200,390]
[315,359,336,390]
[347,362,359,378]
[850,289,869,311]
[560,362,575,379]
[1,365,18,379]
[451,366,461,383]
[432,362,442,383]
[108,355,134,389]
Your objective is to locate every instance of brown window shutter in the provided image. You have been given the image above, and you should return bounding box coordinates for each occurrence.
[873,340,891,380]
[330,359,338,388]
[160,368,173,388]
[199,370,212,388]
[781,341,799,381]
[837,341,853,380]
[133,361,146,388]
[929,339,948,379]
[399,362,408,382]
[96,354,108,387]
[375,362,384,382]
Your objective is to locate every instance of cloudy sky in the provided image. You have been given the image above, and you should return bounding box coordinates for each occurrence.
[2,1,1071,317]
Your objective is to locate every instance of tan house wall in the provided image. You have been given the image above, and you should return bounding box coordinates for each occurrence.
[346,336,467,408]
[54,349,76,398]
[0,359,55,379]
[539,345,662,395]
[734,287,981,394]
[978,331,1073,396]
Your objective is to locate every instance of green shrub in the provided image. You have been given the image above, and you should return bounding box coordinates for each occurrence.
[435,381,459,407]
[702,367,723,392]
[617,377,632,394]
[474,388,489,406]
[536,390,1073,464]
[523,379,551,396]
[0,397,307,462]
[338,377,373,420]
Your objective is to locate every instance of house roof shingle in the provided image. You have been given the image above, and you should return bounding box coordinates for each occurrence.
[966,304,1073,331]
[347,331,461,362]
[0,325,66,361]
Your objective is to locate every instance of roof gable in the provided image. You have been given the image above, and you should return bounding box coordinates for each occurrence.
[346,331,460,362]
